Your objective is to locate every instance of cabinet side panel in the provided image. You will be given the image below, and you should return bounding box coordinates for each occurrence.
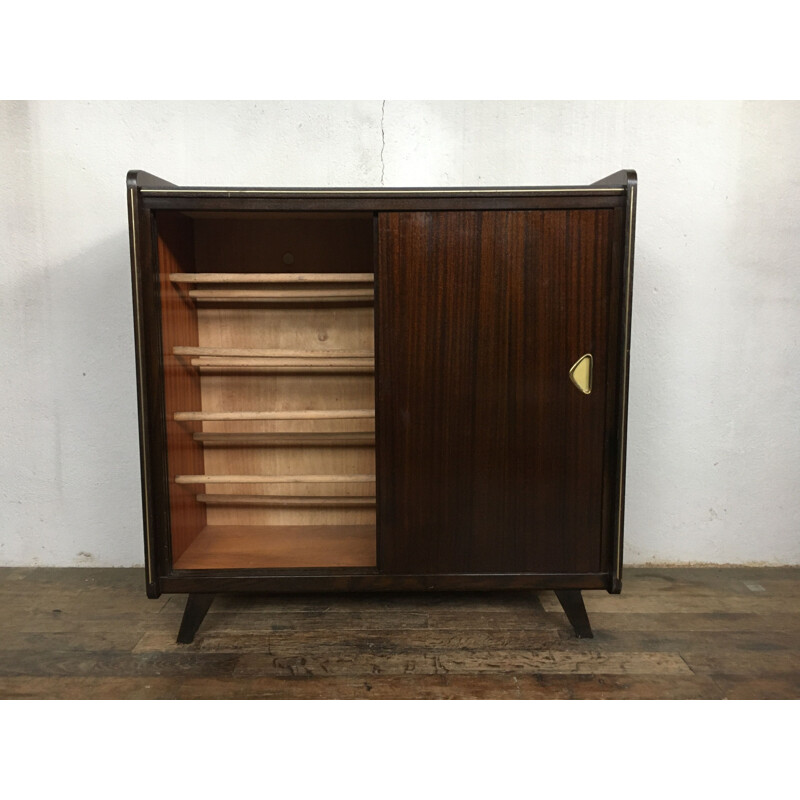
[600,205,627,578]
[610,178,637,590]
[156,213,207,561]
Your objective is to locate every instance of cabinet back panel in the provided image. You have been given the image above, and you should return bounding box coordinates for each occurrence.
[197,302,376,527]
[193,214,374,275]
[377,210,614,574]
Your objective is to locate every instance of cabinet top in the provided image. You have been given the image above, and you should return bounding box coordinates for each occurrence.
[127,170,637,211]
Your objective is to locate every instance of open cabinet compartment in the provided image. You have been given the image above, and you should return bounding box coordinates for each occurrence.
[155,210,377,569]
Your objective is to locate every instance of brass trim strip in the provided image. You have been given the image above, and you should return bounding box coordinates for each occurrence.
[616,182,636,580]
[129,187,155,586]
[140,187,626,196]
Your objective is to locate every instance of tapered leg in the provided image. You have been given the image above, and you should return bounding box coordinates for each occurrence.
[554,589,594,638]
[177,593,215,644]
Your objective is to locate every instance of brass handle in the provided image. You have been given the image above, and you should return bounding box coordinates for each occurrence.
[569,353,593,395]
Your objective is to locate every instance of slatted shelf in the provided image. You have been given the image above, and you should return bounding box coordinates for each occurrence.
[197,494,376,507]
[174,474,376,485]
[194,432,376,447]
[174,410,375,422]
[170,272,374,283]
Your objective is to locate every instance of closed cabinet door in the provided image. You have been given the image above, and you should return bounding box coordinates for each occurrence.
[376,210,616,575]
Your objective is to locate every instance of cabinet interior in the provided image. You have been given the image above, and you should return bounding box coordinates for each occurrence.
[155,210,376,569]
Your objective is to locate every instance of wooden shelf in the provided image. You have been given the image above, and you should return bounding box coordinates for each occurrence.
[175,474,376,485]
[190,360,373,373]
[170,272,374,284]
[198,494,376,507]
[174,347,374,359]
[194,431,376,447]
[172,524,376,569]
[174,346,374,372]
[188,289,374,303]
[174,410,375,422]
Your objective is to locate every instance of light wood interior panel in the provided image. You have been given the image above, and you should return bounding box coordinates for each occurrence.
[197,305,375,527]
[164,211,376,569]
[173,525,376,570]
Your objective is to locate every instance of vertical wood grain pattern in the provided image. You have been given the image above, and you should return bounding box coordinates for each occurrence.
[377,210,613,574]
[156,213,207,561]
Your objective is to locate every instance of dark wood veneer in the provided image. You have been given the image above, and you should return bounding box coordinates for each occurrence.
[377,209,614,575]
[127,170,637,638]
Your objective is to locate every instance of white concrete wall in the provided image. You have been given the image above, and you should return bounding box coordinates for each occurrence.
[1,100,798,566]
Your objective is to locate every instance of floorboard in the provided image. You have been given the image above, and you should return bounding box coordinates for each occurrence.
[0,566,797,699]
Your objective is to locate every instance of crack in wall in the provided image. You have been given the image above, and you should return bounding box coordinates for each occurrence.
[380,100,386,186]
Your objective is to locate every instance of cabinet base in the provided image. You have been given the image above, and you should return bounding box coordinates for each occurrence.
[173,588,597,643]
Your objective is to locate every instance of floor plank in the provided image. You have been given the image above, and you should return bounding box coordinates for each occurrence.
[0,566,798,699]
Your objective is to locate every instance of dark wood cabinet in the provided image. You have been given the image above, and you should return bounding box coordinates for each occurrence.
[127,170,637,642]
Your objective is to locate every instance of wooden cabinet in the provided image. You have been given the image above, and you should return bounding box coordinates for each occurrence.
[127,170,637,642]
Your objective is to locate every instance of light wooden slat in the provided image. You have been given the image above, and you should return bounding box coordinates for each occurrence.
[174,346,374,359]
[174,474,376,484]
[190,295,374,304]
[190,357,374,369]
[194,365,375,374]
[197,494,376,507]
[189,288,373,300]
[175,410,375,421]
[171,272,374,284]
[194,432,375,446]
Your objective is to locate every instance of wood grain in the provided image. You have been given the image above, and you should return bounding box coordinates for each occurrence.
[198,494,375,507]
[377,210,613,574]
[0,566,798,699]
[175,410,374,421]
[174,474,375,484]
[196,297,375,528]
[172,525,377,569]
[191,214,374,276]
[170,273,374,283]
[175,347,373,358]
[194,432,375,446]
[189,289,373,302]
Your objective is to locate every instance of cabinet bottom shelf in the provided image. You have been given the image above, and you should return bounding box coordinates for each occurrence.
[173,524,376,570]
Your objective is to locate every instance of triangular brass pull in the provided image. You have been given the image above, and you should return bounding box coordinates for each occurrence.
[569,353,593,395]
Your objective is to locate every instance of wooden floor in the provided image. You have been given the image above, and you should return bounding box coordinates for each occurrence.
[0,566,798,699]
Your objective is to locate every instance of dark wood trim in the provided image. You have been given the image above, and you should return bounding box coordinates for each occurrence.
[127,173,162,598]
[141,195,626,214]
[591,169,637,188]
[127,169,177,190]
[609,171,638,593]
[599,205,625,582]
[140,185,625,197]
[372,212,383,570]
[144,210,175,586]
[159,572,610,594]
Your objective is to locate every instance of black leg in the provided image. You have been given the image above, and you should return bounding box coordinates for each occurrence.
[554,589,593,638]
[177,593,215,644]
